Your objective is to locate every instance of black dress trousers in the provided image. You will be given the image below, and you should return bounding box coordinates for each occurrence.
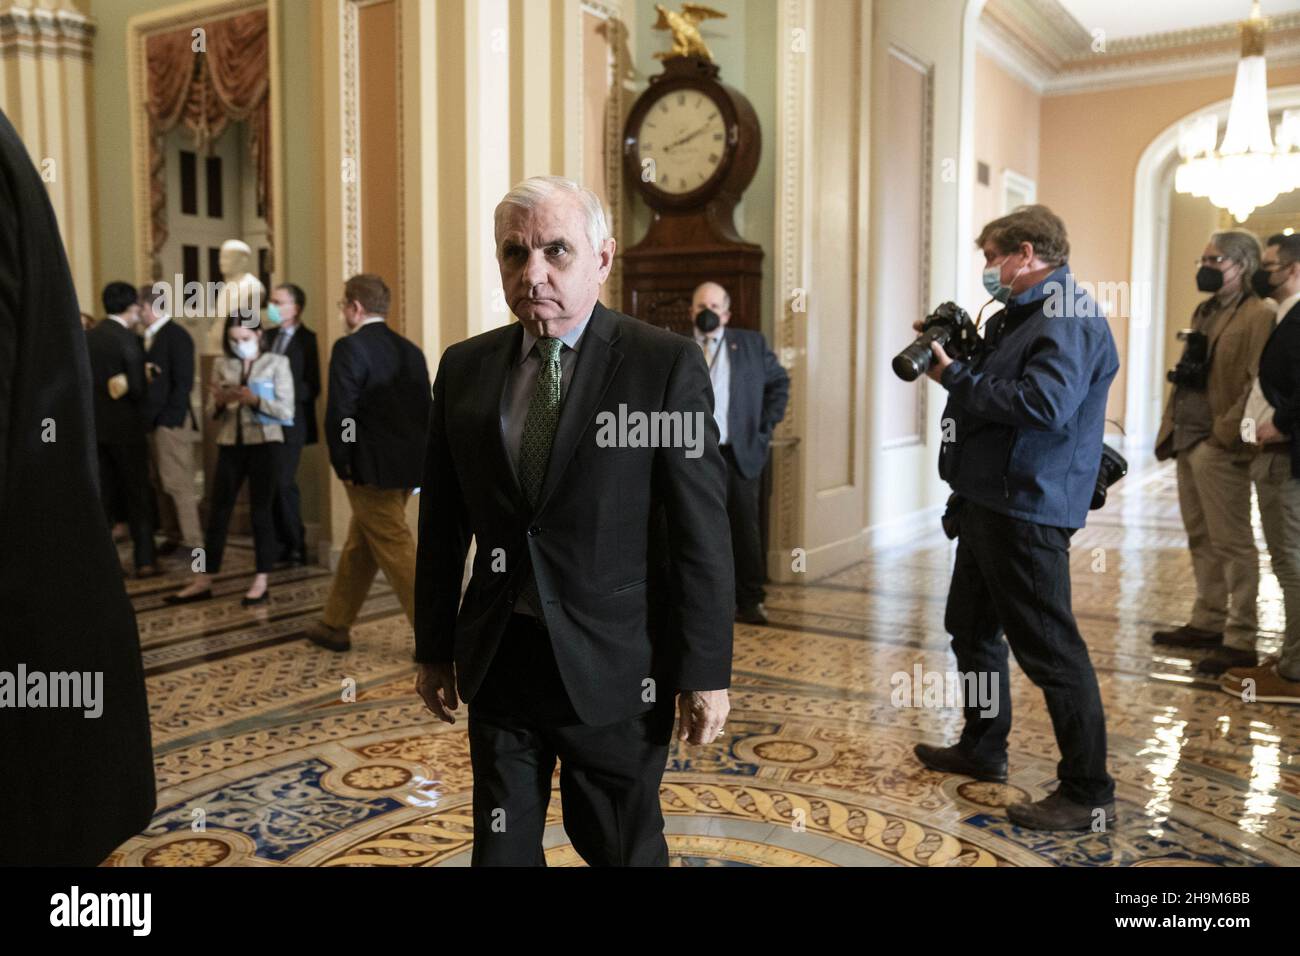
[467,614,677,866]
[722,445,765,608]
[944,500,1115,805]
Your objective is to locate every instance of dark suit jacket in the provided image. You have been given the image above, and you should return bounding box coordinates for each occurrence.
[721,327,790,479]
[86,318,149,445]
[414,303,735,727]
[325,321,430,487]
[269,323,320,445]
[144,318,196,430]
[0,107,156,864]
[1260,300,1300,478]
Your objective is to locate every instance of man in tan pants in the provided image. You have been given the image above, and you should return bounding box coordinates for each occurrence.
[305,275,432,652]
[1153,230,1276,675]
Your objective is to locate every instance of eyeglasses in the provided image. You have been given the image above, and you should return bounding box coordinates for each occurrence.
[1196,255,1229,266]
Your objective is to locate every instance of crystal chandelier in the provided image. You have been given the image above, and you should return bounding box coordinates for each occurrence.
[1176,1,1300,223]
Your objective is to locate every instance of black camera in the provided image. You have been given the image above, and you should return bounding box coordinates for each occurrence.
[893,302,982,382]
[1091,444,1128,510]
[1166,329,1209,390]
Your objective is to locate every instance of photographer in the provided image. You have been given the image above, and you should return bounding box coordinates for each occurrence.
[1152,231,1275,675]
[913,205,1120,831]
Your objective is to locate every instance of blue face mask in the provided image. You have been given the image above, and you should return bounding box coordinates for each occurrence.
[983,260,1013,303]
[265,303,283,327]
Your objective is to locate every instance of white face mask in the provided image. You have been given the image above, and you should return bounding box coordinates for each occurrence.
[231,339,259,361]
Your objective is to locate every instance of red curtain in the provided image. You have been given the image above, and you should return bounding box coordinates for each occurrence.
[144,9,271,278]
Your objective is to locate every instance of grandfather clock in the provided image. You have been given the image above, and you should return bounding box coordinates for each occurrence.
[621,52,763,333]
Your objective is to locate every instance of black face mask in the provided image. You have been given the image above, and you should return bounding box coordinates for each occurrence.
[1196,265,1225,293]
[695,308,721,334]
[1252,267,1278,299]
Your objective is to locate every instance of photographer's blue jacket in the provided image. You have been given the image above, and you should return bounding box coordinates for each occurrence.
[938,265,1119,530]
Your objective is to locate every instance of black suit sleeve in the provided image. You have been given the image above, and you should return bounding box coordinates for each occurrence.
[414,354,471,664]
[1271,326,1300,437]
[759,337,790,433]
[659,340,734,690]
[303,330,322,403]
[0,154,16,506]
[166,328,194,426]
[325,339,363,480]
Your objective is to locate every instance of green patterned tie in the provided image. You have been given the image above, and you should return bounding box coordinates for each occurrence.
[518,336,564,506]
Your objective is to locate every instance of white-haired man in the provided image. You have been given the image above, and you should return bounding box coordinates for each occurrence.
[414,176,735,865]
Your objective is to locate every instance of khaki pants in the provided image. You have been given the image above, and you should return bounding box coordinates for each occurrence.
[149,425,202,548]
[1176,440,1259,649]
[1251,450,1300,680]
[322,483,417,629]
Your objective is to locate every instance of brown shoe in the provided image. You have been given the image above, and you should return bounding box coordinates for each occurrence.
[305,621,351,652]
[1195,646,1257,676]
[1152,625,1223,648]
[1221,663,1300,704]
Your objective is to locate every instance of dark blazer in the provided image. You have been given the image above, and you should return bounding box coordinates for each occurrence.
[269,323,320,445]
[86,318,149,444]
[0,107,156,864]
[721,327,790,480]
[414,303,735,727]
[144,318,196,430]
[1259,300,1300,478]
[325,321,430,488]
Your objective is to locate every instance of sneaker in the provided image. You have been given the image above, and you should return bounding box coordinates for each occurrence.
[1007,789,1116,831]
[1152,625,1223,648]
[1220,662,1300,704]
[913,743,1008,783]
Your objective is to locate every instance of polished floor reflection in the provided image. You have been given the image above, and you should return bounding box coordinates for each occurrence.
[106,462,1299,866]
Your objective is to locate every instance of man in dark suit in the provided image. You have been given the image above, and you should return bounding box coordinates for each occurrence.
[266,282,320,565]
[140,284,201,554]
[305,274,430,651]
[690,281,790,625]
[1225,232,1300,705]
[0,107,156,864]
[414,176,734,866]
[86,280,157,576]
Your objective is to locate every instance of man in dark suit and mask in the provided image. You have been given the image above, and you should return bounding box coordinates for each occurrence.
[690,281,789,626]
[414,176,735,866]
[86,280,158,577]
[266,282,320,566]
[0,108,156,864]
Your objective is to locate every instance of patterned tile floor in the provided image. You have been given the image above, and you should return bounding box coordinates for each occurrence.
[106,463,1299,867]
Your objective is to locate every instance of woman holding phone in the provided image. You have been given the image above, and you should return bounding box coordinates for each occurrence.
[167,315,294,607]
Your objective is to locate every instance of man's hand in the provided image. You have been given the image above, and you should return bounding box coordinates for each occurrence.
[416,661,460,724]
[926,341,953,383]
[677,689,730,745]
[1257,419,1287,444]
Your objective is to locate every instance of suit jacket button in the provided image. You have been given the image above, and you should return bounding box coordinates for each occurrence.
[527,526,541,537]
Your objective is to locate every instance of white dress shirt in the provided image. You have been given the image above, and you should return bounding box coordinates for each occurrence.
[694,327,730,446]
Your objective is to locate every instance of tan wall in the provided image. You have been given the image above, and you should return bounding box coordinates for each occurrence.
[970,49,1040,305]
[1039,64,1300,426]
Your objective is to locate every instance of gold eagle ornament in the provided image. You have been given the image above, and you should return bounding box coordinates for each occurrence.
[652,3,727,62]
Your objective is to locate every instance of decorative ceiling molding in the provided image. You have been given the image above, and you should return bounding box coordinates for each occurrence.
[981,0,1300,97]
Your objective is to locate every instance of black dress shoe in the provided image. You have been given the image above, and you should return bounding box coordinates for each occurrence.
[1152,625,1223,648]
[736,603,769,626]
[164,589,212,605]
[1007,789,1116,831]
[304,621,352,652]
[241,589,271,607]
[914,743,1008,782]
[1196,646,1258,676]
[156,539,182,557]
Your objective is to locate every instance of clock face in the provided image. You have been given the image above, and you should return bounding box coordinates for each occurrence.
[635,88,728,197]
